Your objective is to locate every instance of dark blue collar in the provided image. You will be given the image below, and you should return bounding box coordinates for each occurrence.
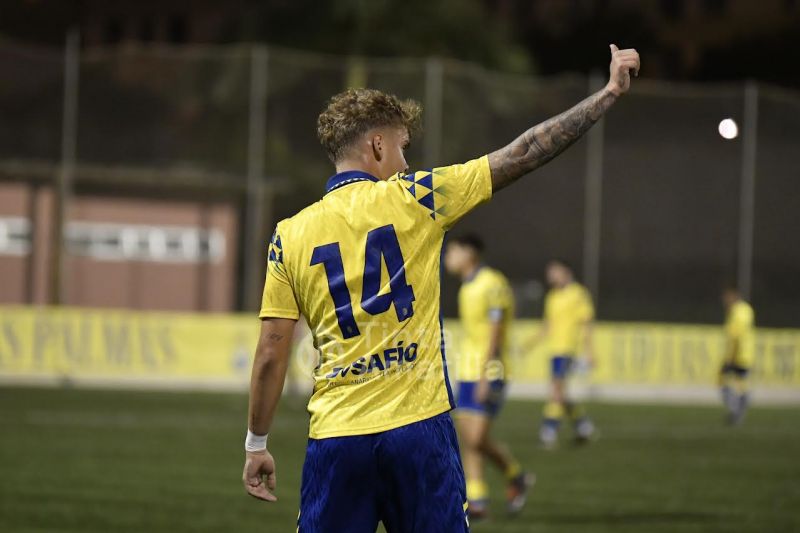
[464,264,485,283]
[325,170,380,194]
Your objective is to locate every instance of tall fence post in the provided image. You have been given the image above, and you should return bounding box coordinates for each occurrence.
[242,45,269,312]
[738,81,758,300]
[52,27,80,305]
[424,57,443,166]
[582,71,605,303]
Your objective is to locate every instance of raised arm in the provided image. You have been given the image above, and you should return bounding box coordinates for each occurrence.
[489,44,640,192]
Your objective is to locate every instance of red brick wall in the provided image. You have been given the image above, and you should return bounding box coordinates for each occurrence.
[0,183,239,312]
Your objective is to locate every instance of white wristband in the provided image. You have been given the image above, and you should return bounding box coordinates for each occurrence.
[245,430,268,452]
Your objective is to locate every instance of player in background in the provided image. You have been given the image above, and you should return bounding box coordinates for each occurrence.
[243,45,639,531]
[444,234,531,520]
[529,260,596,448]
[720,285,755,425]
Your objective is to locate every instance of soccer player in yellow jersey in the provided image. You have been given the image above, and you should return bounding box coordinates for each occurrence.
[444,234,531,520]
[242,45,639,531]
[720,285,755,425]
[531,260,597,448]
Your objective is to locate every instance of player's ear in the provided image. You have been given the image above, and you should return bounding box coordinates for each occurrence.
[371,134,383,162]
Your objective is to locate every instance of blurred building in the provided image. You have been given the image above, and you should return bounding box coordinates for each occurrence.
[0,180,239,312]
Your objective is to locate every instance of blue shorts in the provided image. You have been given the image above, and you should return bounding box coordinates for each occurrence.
[298,412,469,533]
[551,355,574,379]
[456,380,506,417]
[721,363,750,378]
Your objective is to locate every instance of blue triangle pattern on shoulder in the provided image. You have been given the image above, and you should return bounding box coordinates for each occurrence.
[418,192,435,212]
[416,173,433,190]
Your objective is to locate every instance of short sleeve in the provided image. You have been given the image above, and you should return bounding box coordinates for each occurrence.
[543,292,554,321]
[398,156,492,230]
[258,227,300,320]
[577,288,595,322]
[486,278,512,322]
[727,305,753,338]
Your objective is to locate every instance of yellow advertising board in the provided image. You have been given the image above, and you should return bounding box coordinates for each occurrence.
[0,306,260,382]
[1,307,799,388]
[491,320,800,386]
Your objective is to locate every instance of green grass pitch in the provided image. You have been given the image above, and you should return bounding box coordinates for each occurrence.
[1,386,798,532]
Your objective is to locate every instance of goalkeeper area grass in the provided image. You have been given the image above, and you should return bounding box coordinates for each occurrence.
[1,386,798,533]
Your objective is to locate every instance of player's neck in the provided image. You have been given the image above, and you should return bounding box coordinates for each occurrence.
[462,263,481,282]
[335,158,383,180]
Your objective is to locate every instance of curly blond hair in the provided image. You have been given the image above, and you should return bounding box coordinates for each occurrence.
[317,88,423,163]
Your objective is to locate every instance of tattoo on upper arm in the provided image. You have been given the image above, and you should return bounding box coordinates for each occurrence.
[266,333,285,342]
[488,88,617,191]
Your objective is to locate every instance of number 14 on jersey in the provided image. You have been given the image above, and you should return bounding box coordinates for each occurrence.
[310,224,416,339]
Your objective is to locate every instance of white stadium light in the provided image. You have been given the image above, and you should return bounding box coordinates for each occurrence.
[718,118,739,140]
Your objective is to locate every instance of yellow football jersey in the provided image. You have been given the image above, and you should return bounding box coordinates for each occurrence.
[456,267,514,382]
[259,156,492,439]
[544,282,594,355]
[725,300,755,368]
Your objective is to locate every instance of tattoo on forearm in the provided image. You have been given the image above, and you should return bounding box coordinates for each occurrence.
[488,88,617,191]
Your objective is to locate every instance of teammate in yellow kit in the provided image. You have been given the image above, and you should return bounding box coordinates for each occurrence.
[242,45,640,531]
[720,285,755,425]
[444,234,531,519]
[530,260,597,448]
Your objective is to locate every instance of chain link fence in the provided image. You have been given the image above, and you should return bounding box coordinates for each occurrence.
[1,41,797,326]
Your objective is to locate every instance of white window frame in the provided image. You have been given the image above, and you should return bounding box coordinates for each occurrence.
[0,217,32,256]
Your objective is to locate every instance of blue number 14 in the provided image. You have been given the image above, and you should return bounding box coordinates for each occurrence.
[310,224,415,339]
